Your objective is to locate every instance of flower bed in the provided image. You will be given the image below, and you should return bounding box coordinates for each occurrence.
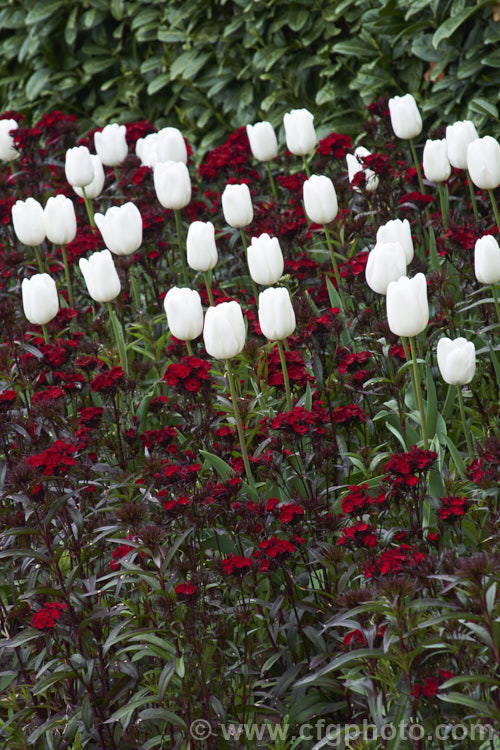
[0,103,499,748]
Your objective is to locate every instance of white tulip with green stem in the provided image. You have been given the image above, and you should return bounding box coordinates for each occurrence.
[186,220,218,306]
[258,287,296,411]
[11,197,46,273]
[423,138,451,231]
[446,120,479,220]
[246,121,279,200]
[387,273,429,449]
[467,136,500,234]
[437,336,476,457]
[474,235,500,327]
[44,194,77,308]
[163,286,204,357]
[154,161,192,283]
[22,273,59,344]
[203,301,255,489]
[388,93,424,194]
[79,249,128,375]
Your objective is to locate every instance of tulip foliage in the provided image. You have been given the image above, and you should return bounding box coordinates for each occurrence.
[1,103,500,749]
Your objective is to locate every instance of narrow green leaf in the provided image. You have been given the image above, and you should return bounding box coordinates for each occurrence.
[199,449,234,480]
[433,1,492,48]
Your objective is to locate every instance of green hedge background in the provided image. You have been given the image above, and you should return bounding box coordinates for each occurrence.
[1,0,499,156]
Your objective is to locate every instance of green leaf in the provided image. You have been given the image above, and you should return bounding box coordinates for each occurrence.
[444,434,466,477]
[433,0,493,48]
[425,365,437,440]
[26,0,64,25]
[26,68,51,100]
[469,97,499,120]
[170,51,212,81]
[199,450,235,480]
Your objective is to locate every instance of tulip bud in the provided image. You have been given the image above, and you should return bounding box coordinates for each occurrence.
[283,108,317,155]
[246,122,278,162]
[12,198,46,246]
[365,241,407,295]
[65,146,94,188]
[44,195,77,245]
[22,274,59,326]
[156,127,188,164]
[73,155,105,200]
[79,249,121,303]
[203,301,246,359]
[423,139,451,183]
[154,161,191,209]
[446,120,479,170]
[247,233,284,286]
[94,123,128,167]
[258,287,296,341]
[0,119,19,161]
[474,235,500,285]
[164,287,204,341]
[386,273,429,338]
[221,183,253,228]
[388,94,423,140]
[186,221,218,272]
[346,146,379,192]
[303,175,338,225]
[376,218,414,265]
[94,203,143,256]
[467,136,500,190]
[437,337,475,386]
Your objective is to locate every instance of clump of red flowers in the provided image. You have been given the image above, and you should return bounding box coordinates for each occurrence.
[90,366,126,395]
[163,356,213,394]
[175,582,199,600]
[341,484,386,514]
[221,554,253,576]
[25,440,78,477]
[383,446,437,489]
[437,496,468,522]
[338,522,378,549]
[31,601,66,629]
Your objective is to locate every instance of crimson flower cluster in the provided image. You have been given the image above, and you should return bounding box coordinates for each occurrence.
[363,544,427,577]
[341,484,386,515]
[31,601,66,630]
[437,496,468,522]
[90,367,127,395]
[25,440,78,477]
[337,522,378,549]
[163,356,213,394]
[383,446,437,490]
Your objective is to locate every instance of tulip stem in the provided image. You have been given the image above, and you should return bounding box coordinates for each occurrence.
[130,269,141,311]
[41,324,49,344]
[466,169,479,220]
[186,340,193,356]
[239,229,259,303]
[323,224,346,312]
[226,359,255,489]
[265,163,279,201]
[60,244,74,308]
[492,285,500,327]
[302,156,311,179]
[487,189,500,235]
[106,301,129,376]
[32,245,45,274]
[173,209,189,285]
[203,271,215,306]
[438,183,448,231]
[409,336,428,450]
[276,339,292,411]
[409,138,425,195]
[456,386,473,458]
[81,187,95,227]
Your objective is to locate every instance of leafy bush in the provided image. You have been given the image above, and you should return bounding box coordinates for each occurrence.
[1,0,499,156]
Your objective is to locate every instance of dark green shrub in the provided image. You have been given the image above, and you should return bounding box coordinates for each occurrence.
[0,0,499,155]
